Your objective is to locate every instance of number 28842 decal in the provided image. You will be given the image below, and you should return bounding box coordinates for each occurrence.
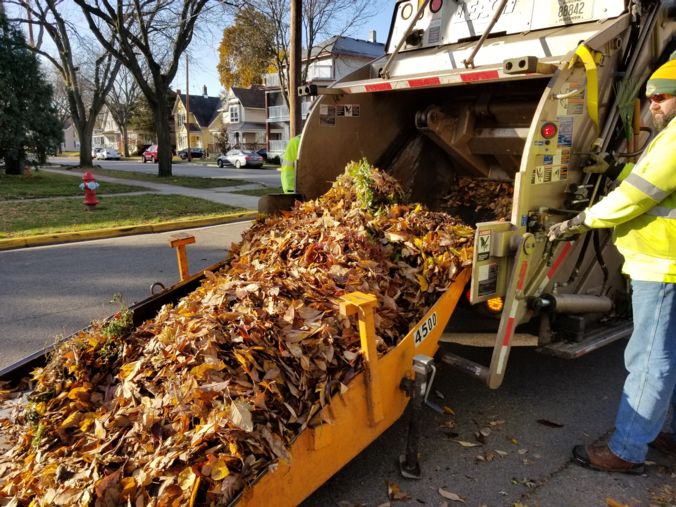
[414,312,438,346]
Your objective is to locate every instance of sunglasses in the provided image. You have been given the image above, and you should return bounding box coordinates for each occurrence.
[649,93,673,104]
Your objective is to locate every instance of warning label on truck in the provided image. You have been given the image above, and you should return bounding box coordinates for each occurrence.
[477,231,491,262]
[556,82,584,116]
[477,263,498,297]
[531,149,569,185]
[336,105,360,118]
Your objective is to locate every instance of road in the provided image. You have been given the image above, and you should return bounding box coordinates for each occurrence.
[0,221,252,370]
[1,224,674,506]
[49,156,283,188]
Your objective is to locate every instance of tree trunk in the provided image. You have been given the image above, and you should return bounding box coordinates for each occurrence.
[78,126,94,167]
[122,126,130,157]
[4,154,25,175]
[153,87,173,177]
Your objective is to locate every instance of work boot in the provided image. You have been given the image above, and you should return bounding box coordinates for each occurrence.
[572,444,644,474]
[650,432,676,457]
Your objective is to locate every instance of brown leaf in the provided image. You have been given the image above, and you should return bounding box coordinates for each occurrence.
[438,488,465,502]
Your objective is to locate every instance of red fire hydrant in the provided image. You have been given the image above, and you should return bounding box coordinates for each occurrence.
[80,171,100,210]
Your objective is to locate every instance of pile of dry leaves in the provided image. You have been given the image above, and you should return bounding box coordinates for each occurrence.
[443,177,514,223]
[0,161,474,506]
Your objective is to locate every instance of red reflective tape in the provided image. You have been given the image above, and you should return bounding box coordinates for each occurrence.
[502,317,515,346]
[460,70,500,82]
[408,77,441,88]
[547,241,573,279]
[516,260,528,291]
[365,82,393,92]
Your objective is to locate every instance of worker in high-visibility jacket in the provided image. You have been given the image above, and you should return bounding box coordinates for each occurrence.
[549,57,676,473]
[280,135,301,193]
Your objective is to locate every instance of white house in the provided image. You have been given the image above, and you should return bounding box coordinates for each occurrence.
[264,34,385,156]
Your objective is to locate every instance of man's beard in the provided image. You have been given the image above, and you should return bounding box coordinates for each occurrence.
[652,108,675,131]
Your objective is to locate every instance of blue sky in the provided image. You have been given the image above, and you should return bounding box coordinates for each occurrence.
[181,0,396,97]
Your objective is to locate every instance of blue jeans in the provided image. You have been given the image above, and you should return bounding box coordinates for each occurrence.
[609,280,676,463]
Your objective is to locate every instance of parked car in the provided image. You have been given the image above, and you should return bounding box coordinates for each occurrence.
[177,147,205,160]
[91,147,103,158]
[141,145,159,163]
[256,148,268,160]
[96,148,120,160]
[219,149,264,168]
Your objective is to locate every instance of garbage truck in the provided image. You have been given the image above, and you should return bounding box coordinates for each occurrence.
[296,0,676,388]
[1,0,674,505]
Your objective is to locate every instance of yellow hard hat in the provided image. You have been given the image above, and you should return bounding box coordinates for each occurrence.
[646,59,676,97]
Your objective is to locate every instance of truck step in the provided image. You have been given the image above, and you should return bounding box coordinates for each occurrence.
[538,322,633,359]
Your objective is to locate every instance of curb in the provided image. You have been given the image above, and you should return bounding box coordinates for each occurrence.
[0,211,258,251]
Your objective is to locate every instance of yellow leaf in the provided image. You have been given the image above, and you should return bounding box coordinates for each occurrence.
[178,467,197,491]
[94,418,107,439]
[211,459,230,481]
[120,477,136,499]
[119,360,142,380]
[416,274,429,291]
[67,385,90,401]
[79,413,95,432]
[190,360,225,380]
[443,405,455,415]
[60,411,82,430]
[229,442,239,456]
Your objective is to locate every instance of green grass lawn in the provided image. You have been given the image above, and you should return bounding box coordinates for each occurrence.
[0,194,243,238]
[0,171,143,200]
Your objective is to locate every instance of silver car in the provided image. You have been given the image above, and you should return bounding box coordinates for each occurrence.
[96,148,121,160]
[218,149,264,168]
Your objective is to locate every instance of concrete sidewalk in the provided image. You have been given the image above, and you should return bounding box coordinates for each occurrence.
[42,167,262,209]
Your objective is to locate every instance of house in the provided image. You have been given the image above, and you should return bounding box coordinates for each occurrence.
[60,118,79,152]
[220,86,267,151]
[92,106,122,152]
[263,33,385,156]
[173,87,222,156]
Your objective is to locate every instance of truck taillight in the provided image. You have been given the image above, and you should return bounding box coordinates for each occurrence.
[430,0,443,13]
[486,297,504,313]
[541,122,558,139]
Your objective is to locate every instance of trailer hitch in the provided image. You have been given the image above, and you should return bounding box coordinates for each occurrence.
[399,354,440,479]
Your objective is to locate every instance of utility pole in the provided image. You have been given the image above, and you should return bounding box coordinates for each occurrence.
[186,54,192,162]
[289,0,302,138]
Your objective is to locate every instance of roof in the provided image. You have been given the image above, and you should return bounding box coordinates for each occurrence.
[309,36,384,60]
[229,86,265,109]
[185,123,202,133]
[178,93,221,127]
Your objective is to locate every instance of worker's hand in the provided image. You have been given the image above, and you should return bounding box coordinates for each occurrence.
[547,213,589,242]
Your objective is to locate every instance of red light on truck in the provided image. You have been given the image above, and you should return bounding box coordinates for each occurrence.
[430,0,443,13]
[541,122,558,139]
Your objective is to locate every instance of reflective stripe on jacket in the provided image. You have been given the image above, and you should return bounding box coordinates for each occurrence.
[584,117,676,282]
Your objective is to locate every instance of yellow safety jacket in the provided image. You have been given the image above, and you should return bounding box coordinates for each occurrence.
[584,117,676,282]
[280,135,301,193]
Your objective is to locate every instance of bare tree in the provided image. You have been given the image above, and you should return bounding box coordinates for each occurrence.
[232,0,377,108]
[7,0,121,167]
[106,66,141,157]
[72,0,238,177]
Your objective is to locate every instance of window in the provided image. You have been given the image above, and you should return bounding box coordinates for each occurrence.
[177,112,186,127]
[229,105,240,123]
